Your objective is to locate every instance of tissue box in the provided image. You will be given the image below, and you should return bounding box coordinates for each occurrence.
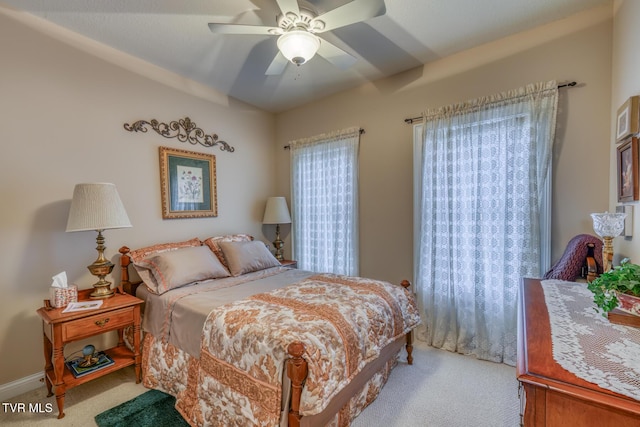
[50,285,78,308]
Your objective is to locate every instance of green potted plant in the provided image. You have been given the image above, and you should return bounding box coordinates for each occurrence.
[587,258,640,316]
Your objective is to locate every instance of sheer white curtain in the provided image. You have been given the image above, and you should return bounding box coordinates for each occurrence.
[290,127,360,275]
[415,81,558,365]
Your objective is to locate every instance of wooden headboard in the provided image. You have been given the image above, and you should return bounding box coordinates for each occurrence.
[119,246,142,296]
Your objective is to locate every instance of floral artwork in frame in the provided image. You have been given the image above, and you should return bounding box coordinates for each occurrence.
[159,146,217,219]
[616,96,639,142]
[616,136,639,203]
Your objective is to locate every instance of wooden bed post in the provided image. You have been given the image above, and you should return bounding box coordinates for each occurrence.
[400,280,414,365]
[287,341,308,427]
[118,246,131,294]
[118,246,141,296]
[405,331,414,365]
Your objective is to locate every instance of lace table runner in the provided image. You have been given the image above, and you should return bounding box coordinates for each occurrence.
[541,280,640,401]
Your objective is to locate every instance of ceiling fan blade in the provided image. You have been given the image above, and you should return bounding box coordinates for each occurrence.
[208,23,281,35]
[265,51,289,75]
[317,39,357,70]
[275,0,299,15]
[312,0,386,33]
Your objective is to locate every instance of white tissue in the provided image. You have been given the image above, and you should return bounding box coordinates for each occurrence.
[51,271,68,288]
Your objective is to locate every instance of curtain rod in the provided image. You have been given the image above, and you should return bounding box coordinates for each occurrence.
[284,128,365,150]
[403,81,578,124]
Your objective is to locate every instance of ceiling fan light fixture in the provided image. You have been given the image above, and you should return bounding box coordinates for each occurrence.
[277,30,320,66]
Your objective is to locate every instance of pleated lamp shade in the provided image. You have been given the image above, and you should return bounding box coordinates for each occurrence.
[262,197,291,224]
[66,183,132,232]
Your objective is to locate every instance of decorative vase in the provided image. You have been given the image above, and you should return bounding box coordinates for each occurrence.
[591,212,626,273]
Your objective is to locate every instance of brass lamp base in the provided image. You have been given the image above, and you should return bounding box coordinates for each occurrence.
[87,260,115,299]
[273,224,284,261]
[87,230,115,299]
[89,283,115,299]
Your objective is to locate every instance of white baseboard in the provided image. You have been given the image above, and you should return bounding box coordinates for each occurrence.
[0,372,45,401]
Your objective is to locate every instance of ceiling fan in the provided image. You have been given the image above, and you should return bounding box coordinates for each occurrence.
[208,0,386,75]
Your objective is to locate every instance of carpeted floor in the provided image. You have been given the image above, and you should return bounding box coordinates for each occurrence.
[1,341,521,426]
[351,341,520,427]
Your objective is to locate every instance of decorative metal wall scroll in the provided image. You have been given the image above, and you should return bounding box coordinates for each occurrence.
[124,117,234,152]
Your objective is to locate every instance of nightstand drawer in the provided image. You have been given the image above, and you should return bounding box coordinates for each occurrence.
[62,307,134,341]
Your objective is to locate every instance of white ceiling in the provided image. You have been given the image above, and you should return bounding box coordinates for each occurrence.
[2,0,610,112]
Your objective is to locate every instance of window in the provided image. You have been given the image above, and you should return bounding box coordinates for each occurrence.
[414,81,558,365]
[290,127,360,275]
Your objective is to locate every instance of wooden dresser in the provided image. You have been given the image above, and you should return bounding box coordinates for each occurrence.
[517,278,640,426]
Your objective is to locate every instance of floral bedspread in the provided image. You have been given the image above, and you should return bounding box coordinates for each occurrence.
[145,273,420,426]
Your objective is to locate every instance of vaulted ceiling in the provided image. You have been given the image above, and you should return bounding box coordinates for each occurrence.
[1,0,611,112]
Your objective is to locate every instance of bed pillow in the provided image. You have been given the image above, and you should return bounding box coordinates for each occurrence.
[135,245,230,294]
[218,240,281,276]
[128,238,202,293]
[129,237,202,263]
[203,234,254,268]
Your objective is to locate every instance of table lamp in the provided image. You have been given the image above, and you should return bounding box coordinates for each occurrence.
[262,196,291,261]
[591,211,626,273]
[66,183,132,299]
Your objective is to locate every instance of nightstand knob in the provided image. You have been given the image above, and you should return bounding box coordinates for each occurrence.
[95,318,110,327]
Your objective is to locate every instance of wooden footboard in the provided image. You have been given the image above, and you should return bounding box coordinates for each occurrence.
[287,279,415,427]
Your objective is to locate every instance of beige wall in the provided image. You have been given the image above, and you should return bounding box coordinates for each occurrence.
[0,10,276,385]
[612,0,640,262]
[275,6,613,286]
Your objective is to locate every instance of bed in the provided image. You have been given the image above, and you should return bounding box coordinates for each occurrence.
[117,234,420,427]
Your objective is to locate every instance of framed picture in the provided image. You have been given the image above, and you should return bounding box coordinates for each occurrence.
[616,96,639,142]
[617,136,639,202]
[159,146,217,219]
[616,205,633,238]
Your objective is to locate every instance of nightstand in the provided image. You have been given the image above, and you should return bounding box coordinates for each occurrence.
[36,288,143,419]
[280,259,298,269]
